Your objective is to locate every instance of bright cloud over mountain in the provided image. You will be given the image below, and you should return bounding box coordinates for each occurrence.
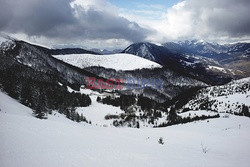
[0,0,250,49]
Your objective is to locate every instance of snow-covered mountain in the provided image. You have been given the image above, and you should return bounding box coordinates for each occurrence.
[0,35,206,106]
[1,34,250,166]
[0,35,97,120]
[123,41,250,84]
[53,53,162,71]
[123,42,229,85]
[165,40,250,61]
[173,40,229,58]
[1,34,249,120]
[123,42,179,64]
[53,52,207,102]
[0,37,99,85]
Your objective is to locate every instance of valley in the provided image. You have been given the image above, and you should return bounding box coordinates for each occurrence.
[1,34,250,167]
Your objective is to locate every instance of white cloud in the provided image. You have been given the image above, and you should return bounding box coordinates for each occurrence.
[1,0,250,49]
[121,0,250,44]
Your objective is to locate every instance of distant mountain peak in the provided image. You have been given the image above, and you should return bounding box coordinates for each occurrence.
[0,33,15,45]
[123,42,158,61]
[90,48,123,55]
[178,39,209,45]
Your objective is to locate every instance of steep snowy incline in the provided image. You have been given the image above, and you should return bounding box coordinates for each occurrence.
[53,53,162,71]
[0,91,32,116]
[1,91,250,167]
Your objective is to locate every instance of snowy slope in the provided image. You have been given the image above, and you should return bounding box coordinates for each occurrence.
[206,65,244,76]
[1,91,250,167]
[77,88,124,127]
[0,91,33,116]
[53,53,162,71]
[184,77,250,114]
[70,87,168,128]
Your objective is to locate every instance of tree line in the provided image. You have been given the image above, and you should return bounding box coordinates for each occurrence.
[0,64,91,119]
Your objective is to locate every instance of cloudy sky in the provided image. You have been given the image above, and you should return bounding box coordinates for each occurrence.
[0,0,250,49]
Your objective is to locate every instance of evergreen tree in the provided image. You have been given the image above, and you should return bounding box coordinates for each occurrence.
[64,107,71,119]
[76,112,80,122]
[20,82,32,106]
[32,90,48,119]
[242,105,250,117]
[158,137,164,145]
[167,107,178,124]
[33,100,47,119]
[136,121,140,128]
[96,96,101,102]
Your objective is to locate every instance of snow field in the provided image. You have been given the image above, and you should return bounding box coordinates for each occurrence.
[1,91,250,167]
[53,53,162,71]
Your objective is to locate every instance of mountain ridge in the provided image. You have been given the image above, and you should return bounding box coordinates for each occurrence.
[123,40,250,85]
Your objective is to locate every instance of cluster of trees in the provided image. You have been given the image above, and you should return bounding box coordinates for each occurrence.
[235,83,250,94]
[188,91,250,118]
[58,107,89,123]
[196,82,250,108]
[97,94,136,110]
[234,105,250,118]
[104,107,163,128]
[164,87,201,110]
[98,93,163,112]
[104,114,119,120]
[98,93,169,128]
[137,95,157,110]
[167,107,180,125]
[99,92,222,128]
[0,64,91,119]
[97,96,120,107]
[158,107,220,127]
[112,119,140,128]
[198,98,216,110]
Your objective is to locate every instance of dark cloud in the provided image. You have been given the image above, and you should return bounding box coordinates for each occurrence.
[0,0,75,35]
[186,0,250,37]
[205,0,250,36]
[1,0,249,45]
[0,0,150,43]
